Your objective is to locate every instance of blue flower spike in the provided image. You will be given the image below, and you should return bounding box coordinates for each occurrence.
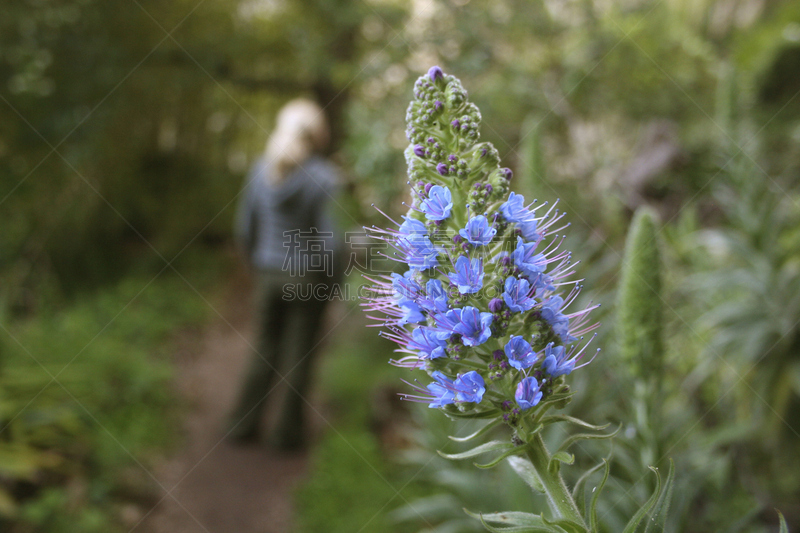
[362,66,599,421]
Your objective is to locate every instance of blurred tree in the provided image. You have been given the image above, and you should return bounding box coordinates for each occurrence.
[0,0,407,306]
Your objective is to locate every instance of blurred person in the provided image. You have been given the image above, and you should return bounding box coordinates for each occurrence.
[229,98,342,450]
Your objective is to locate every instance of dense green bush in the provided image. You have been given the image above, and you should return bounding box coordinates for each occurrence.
[0,252,223,531]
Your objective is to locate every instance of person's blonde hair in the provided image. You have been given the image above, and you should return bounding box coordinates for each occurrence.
[265,98,329,183]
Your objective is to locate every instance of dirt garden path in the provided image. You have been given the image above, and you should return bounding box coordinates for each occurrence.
[135,267,310,533]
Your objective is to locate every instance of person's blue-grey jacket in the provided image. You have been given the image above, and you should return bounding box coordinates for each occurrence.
[235,155,341,277]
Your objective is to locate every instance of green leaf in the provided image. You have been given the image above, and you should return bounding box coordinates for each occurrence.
[444,408,502,420]
[449,420,501,442]
[778,510,788,533]
[540,415,610,432]
[542,515,589,533]
[644,460,675,533]
[572,459,607,518]
[557,425,622,454]
[478,514,566,533]
[622,465,663,533]
[465,509,548,527]
[589,460,610,532]
[551,451,575,466]
[475,443,530,469]
[438,440,514,461]
[537,391,575,409]
[507,455,545,494]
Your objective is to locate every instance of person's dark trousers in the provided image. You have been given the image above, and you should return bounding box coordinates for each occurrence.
[229,270,329,448]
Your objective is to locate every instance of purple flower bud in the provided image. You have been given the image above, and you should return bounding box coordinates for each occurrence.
[453,234,464,244]
[451,119,460,129]
[434,100,443,111]
[424,182,433,194]
[501,168,513,180]
[436,163,449,176]
[428,66,444,82]
[489,298,504,312]
[493,349,505,361]
[485,184,493,193]
[501,400,513,411]
[427,137,435,144]
[413,144,425,157]
[448,154,457,162]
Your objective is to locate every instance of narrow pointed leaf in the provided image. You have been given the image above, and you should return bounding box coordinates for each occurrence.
[542,515,588,533]
[444,408,502,420]
[475,443,529,469]
[540,415,610,432]
[572,459,607,518]
[479,515,565,533]
[464,509,548,527]
[622,465,663,533]
[507,455,545,494]
[537,391,575,409]
[438,440,513,460]
[551,451,575,466]
[557,425,621,454]
[644,459,675,533]
[449,420,501,442]
[778,510,788,533]
[589,459,610,532]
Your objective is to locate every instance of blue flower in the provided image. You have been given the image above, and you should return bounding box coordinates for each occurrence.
[512,236,547,278]
[541,342,574,377]
[541,296,576,343]
[448,256,484,294]
[399,216,428,237]
[399,301,425,325]
[502,276,536,312]
[419,279,449,314]
[504,335,538,370]
[500,192,528,222]
[399,234,439,270]
[453,371,485,403]
[408,328,447,360]
[439,306,493,346]
[500,192,540,241]
[459,215,497,246]
[427,371,456,408]
[421,185,453,221]
[391,271,421,304]
[515,377,543,410]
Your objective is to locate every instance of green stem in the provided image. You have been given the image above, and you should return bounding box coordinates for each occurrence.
[526,433,587,529]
